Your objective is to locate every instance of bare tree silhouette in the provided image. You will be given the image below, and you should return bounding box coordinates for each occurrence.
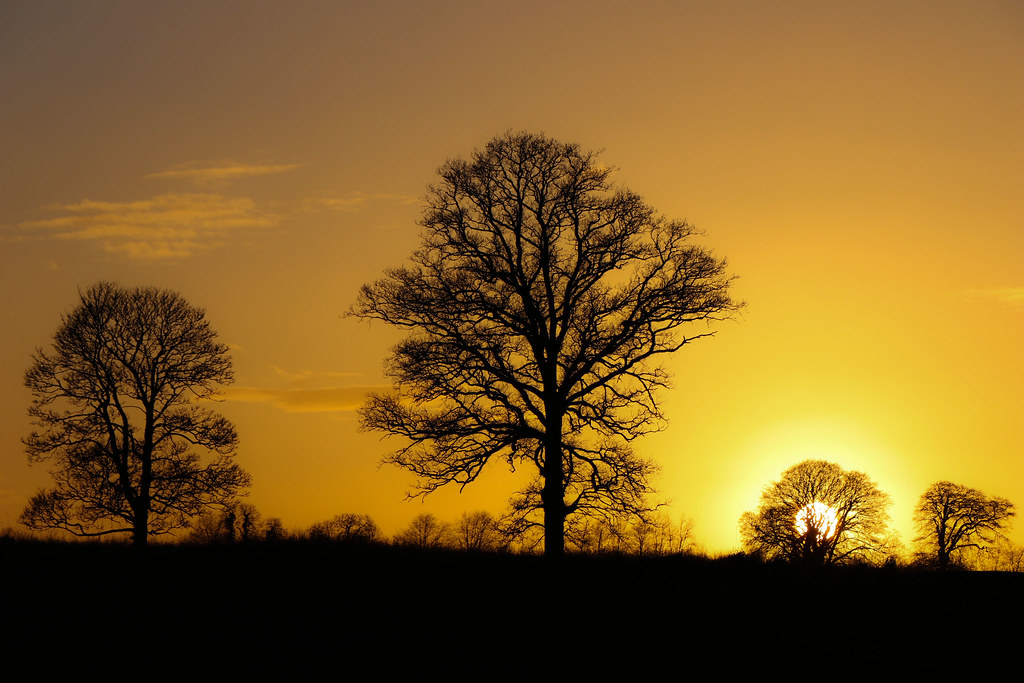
[352,131,740,557]
[187,502,264,544]
[740,460,893,565]
[21,282,250,546]
[394,513,451,549]
[308,513,382,543]
[913,481,1015,570]
[454,511,503,551]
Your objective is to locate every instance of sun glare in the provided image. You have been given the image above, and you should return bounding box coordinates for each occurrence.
[794,501,839,539]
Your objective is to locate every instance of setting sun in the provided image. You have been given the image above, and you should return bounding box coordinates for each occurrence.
[794,501,840,540]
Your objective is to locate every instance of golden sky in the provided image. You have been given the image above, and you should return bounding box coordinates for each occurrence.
[1,0,1021,552]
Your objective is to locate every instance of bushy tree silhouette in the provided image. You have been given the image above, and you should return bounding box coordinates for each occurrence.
[740,460,893,565]
[913,481,1015,569]
[21,282,250,546]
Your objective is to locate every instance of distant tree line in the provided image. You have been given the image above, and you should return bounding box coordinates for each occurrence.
[155,466,1015,571]
[14,473,1019,570]
[178,505,701,557]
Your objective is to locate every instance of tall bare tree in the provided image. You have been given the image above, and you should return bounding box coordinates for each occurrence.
[21,282,250,546]
[740,460,893,565]
[352,132,740,557]
[913,481,1015,570]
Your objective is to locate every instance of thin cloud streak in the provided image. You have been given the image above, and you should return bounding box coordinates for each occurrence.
[147,162,301,184]
[961,287,1024,309]
[18,193,281,260]
[270,365,362,386]
[301,191,418,213]
[225,385,387,412]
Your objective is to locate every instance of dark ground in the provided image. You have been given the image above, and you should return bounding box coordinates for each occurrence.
[5,539,1020,676]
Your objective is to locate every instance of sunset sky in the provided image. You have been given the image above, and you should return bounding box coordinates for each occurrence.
[1,0,1021,552]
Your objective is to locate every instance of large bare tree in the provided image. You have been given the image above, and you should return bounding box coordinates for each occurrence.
[352,132,740,557]
[913,481,1015,569]
[22,282,250,546]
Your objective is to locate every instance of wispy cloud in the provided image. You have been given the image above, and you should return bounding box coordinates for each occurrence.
[301,191,418,213]
[223,365,384,412]
[225,385,385,412]
[18,193,281,260]
[270,365,361,386]
[147,161,300,185]
[961,287,1024,310]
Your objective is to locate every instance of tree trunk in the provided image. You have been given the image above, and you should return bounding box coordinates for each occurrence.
[132,504,148,548]
[542,420,565,559]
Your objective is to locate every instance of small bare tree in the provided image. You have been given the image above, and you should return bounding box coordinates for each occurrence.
[220,502,262,542]
[263,517,286,542]
[913,481,1015,570]
[987,539,1024,573]
[187,502,263,544]
[186,510,227,544]
[453,511,502,551]
[308,513,381,543]
[673,515,698,555]
[394,513,451,549]
[21,282,250,546]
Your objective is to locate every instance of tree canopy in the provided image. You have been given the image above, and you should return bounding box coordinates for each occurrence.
[22,282,250,546]
[740,460,893,565]
[913,481,1016,569]
[352,131,740,556]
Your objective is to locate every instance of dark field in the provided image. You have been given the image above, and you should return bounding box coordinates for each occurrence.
[6,539,1020,675]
